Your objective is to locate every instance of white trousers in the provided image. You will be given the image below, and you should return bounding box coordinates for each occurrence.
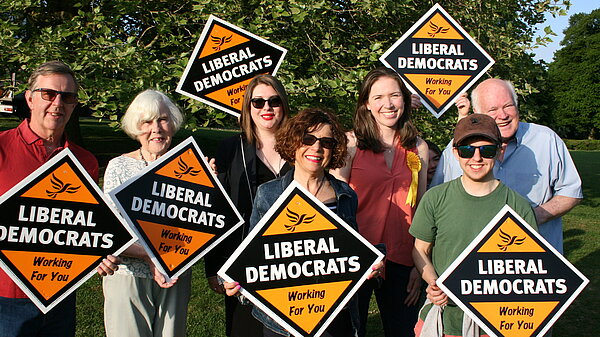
[103,272,192,337]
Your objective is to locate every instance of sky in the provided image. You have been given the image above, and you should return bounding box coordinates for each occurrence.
[532,1,599,63]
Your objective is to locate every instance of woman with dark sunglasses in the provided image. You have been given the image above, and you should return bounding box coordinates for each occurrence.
[224,108,383,337]
[331,67,429,337]
[203,74,293,337]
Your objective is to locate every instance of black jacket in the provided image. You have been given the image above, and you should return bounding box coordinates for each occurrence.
[204,134,292,276]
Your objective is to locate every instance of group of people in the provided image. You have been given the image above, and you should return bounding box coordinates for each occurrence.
[0,60,581,337]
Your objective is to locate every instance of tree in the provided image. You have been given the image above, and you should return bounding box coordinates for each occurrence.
[0,0,569,144]
[547,8,600,139]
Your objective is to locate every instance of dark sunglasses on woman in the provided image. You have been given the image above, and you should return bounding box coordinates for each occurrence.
[250,96,282,109]
[302,134,337,149]
[455,144,499,159]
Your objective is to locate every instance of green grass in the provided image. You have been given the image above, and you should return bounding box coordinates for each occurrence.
[0,117,597,336]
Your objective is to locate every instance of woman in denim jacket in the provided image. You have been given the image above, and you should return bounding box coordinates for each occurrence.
[225,108,383,337]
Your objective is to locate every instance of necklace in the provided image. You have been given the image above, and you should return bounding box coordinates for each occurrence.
[139,148,148,167]
[312,175,326,198]
[259,150,283,178]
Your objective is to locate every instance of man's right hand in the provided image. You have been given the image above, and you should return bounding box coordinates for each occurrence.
[455,93,470,121]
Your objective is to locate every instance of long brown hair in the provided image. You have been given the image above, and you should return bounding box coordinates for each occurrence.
[239,74,290,148]
[354,67,417,152]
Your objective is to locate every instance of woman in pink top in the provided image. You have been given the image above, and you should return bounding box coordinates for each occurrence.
[332,67,428,337]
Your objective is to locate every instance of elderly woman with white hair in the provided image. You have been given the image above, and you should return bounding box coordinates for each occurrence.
[102,89,190,337]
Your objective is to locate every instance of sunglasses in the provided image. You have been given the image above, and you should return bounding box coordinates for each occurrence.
[456,145,498,159]
[33,88,78,104]
[302,134,337,149]
[250,96,282,109]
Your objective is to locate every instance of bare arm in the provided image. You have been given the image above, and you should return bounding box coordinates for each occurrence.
[534,195,581,225]
[415,137,429,205]
[413,239,448,306]
[330,131,357,183]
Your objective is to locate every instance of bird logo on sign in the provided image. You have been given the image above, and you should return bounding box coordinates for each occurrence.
[428,21,449,37]
[285,208,315,232]
[211,34,232,51]
[46,174,80,198]
[497,229,526,251]
[174,157,202,179]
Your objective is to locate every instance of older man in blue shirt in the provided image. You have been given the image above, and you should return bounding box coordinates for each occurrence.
[431,78,582,254]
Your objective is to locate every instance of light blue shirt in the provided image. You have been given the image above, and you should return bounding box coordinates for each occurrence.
[430,122,583,253]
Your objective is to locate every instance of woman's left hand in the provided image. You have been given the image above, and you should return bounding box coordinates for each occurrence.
[367,261,384,279]
[148,261,178,288]
[404,266,422,306]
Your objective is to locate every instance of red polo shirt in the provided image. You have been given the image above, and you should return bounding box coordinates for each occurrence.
[0,119,99,298]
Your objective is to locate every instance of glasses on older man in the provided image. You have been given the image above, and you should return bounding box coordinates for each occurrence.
[302,134,337,149]
[32,88,78,104]
[250,96,282,109]
[455,144,498,159]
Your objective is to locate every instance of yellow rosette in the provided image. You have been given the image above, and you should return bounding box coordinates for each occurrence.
[405,151,421,207]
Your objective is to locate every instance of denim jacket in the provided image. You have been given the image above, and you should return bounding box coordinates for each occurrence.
[247,168,360,336]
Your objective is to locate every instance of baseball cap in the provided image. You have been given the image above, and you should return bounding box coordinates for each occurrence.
[453,114,501,146]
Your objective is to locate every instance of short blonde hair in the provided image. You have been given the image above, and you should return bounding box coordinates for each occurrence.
[121,90,184,139]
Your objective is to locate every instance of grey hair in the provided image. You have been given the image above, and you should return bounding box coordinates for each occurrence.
[121,89,184,139]
[28,60,78,92]
[472,79,519,113]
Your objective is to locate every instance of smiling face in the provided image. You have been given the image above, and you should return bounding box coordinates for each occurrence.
[474,80,520,141]
[250,84,284,133]
[138,106,174,158]
[294,123,333,176]
[25,74,77,139]
[453,139,498,183]
[366,76,405,131]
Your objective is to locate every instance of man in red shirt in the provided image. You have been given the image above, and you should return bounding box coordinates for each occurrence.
[0,61,119,336]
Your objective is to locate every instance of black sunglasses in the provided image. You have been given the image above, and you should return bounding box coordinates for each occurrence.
[302,134,337,149]
[33,88,78,104]
[456,145,498,159]
[250,96,282,109]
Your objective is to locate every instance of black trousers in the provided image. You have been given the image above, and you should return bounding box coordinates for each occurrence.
[357,262,419,337]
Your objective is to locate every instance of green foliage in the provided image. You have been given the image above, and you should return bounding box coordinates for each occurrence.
[547,8,600,139]
[0,0,569,141]
[564,139,600,151]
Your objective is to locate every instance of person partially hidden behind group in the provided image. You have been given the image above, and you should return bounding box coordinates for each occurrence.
[224,108,383,337]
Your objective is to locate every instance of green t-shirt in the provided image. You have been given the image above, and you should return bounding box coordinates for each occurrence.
[409,177,537,335]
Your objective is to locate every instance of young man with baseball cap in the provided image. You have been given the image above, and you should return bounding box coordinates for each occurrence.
[409,114,538,336]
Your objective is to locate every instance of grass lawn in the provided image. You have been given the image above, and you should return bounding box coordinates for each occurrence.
[0,117,597,336]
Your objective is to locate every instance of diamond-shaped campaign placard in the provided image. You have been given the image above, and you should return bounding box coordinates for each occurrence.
[219,181,384,337]
[437,205,589,337]
[380,3,494,118]
[177,15,287,117]
[0,149,137,313]
[109,136,243,280]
